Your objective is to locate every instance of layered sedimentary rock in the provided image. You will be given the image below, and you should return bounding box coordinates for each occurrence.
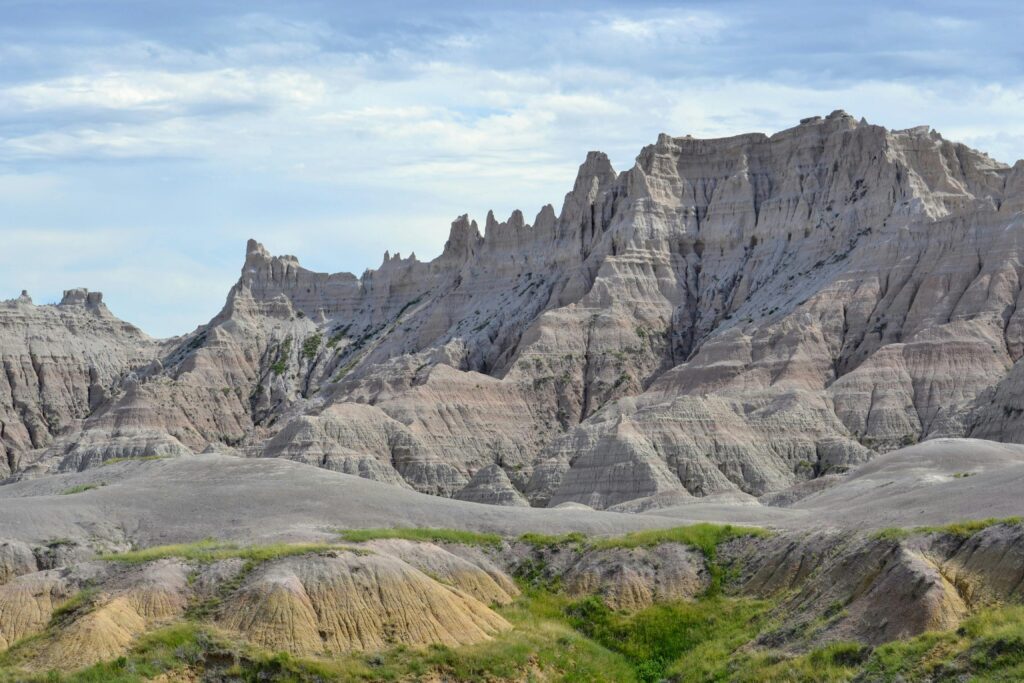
[0,290,156,477]
[7,112,1024,510]
[218,552,510,655]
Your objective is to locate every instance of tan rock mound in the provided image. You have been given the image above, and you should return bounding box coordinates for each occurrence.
[33,560,189,670]
[218,550,510,654]
[0,572,71,649]
[364,538,519,605]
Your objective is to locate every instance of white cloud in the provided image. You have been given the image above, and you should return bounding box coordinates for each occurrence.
[2,2,1024,336]
[603,11,727,42]
[3,68,327,113]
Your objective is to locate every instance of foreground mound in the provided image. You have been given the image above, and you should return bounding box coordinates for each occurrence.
[0,518,1023,681]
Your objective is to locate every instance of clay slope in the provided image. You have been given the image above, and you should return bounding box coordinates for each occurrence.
[6,111,1024,511]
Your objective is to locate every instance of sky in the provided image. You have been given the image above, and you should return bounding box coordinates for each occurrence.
[2,0,1023,337]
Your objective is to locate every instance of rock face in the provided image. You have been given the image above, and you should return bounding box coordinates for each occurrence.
[723,523,1024,649]
[0,290,156,477]
[218,551,510,655]
[455,464,530,507]
[6,112,1024,510]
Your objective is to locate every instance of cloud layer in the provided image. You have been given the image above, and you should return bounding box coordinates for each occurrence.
[2,1,1023,336]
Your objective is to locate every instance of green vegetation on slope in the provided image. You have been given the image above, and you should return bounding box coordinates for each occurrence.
[692,605,1024,682]
[8,584,1024,682]
[302,333,323,360]
[336,527,504,548]
[872,516,1023,542]
[100,455,165,466]
[566,594,772,683]
[590,523,770,553]
[58,483,102,495]
[12,524,1024,681]
[98,538,353,564]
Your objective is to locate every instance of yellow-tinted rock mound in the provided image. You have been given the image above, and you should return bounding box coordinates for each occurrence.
[218,550,510,654]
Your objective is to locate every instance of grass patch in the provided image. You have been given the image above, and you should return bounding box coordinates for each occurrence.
[519,531,588,549]
[567,594,773,683]
[591,523,770,553]
[336,527,503,548]
[98,539,348,565]
[100,456,165,466]
[921,517,1022,538]
[700,641,868,682]
[871,517,1022,543]
[301,333,322,360]
[692,605,1024,682]
[871,527,913,542]
[48,588,99,627]
[59,483,102,495]
[270,336,292,376]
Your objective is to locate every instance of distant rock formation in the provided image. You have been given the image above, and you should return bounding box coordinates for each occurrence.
[4,112,1024,509]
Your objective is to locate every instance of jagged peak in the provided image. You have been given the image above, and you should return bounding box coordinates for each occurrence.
[379,251,419,269]
[60,288,104,308]
[246,238,270,259]
[484,209,529,240]
[573,151,616,190]
[441,214,482,261]
[533,204,556,233]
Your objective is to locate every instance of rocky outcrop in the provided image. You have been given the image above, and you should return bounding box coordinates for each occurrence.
[7,112,1024,511]
[217,550,510,655]
[561,544,708,611]
[454,464,530,507]
[0,543,517,673]
[721,523,1024,650]
[361,538,520,604]
[0,290,156,477]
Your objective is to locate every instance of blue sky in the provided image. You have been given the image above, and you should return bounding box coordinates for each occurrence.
[2,0,1023,337]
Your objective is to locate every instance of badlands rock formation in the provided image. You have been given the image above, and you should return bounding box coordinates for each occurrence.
[4,112,1024,512]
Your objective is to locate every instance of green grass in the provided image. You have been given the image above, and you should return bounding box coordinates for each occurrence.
[336,527,504,548]
[871,527,912,541]
[271,336,292,376]
[100,455,165,466]
[566,594,773,683]
[861,605,1024,681]
[48,588,99,627]
[690,605,1024,682]
[518,531,588,549]
[301,333,322,360]
[923,517,1023,538]
[98,539,351,565]
[872,516,1023,542]
[696,641,868,682]
[35,522,1024,682]
[58,483,102,495]
[591,523,770,553]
